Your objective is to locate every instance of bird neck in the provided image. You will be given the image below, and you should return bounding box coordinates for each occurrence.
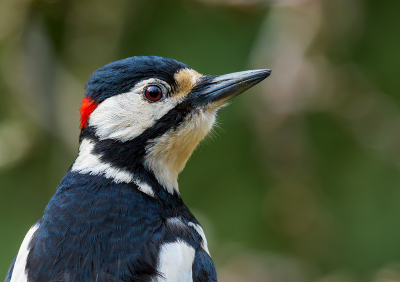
[72,133,182,196]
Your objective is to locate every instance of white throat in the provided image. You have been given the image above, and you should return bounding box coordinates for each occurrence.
[144,110,217,194]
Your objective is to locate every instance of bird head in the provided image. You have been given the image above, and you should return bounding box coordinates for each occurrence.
[75,56,270,195]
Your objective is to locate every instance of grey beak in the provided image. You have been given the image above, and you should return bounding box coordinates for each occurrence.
[190,69,271,106]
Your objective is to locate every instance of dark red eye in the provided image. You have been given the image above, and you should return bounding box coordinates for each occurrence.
[144,85,163,102]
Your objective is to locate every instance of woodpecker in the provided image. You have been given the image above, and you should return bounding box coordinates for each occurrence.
[5,56,270,282]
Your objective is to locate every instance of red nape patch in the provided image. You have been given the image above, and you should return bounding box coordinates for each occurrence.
[79,96,98,129]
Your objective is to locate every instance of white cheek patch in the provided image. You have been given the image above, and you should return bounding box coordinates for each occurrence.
[144,110,217,194]
[89,79,179,142]
[10,223,40,282]
[188,222,210,256]
[156,241,195,282]
[71,139,155,196]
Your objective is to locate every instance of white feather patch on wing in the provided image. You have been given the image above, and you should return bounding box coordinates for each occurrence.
[144,110,216,194]
[71,139,134,183]
[156,241,195,282]
[10,223,40,282]
[89,79,180,142]
[188,222,210,256]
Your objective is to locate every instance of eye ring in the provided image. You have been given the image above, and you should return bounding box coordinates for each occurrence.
[144,85,164,102]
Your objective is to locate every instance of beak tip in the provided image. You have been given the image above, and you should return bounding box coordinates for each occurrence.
[249,68,271,84]
[260,68,272,77]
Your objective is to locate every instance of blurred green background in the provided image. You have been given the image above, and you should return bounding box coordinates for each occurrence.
[1,0,400,281]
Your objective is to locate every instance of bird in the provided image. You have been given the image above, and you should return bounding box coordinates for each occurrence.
[4,56,271,282]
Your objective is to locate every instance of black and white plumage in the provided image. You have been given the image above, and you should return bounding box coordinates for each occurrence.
[5,56,270,282]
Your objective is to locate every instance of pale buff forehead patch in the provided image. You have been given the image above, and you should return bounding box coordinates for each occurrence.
[173,68,203,99]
